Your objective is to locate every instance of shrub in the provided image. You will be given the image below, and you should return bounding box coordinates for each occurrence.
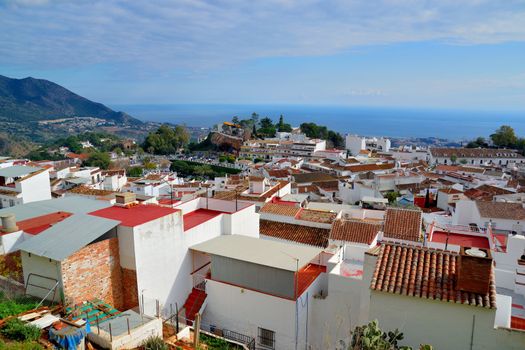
[0,319,41,342]
[141,336,167,350]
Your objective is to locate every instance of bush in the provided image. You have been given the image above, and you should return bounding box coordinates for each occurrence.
[141,336,167,350]
[0,340,43,350]
[0,319,41,342]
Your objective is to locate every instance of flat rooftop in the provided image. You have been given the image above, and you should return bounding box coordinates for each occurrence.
[191,235,322,272]
[0,165,42,178]
[183,209,224,231]
[90,205,178,227]
[430,231,490,249]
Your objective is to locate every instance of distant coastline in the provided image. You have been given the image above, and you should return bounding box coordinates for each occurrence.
[112,104,525,141]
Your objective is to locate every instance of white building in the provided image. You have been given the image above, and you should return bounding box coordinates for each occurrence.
[367,243,525,349]
[0,165,51,208]
[429,148,525,166]
[345,134,391,156]
[192,235,326,350]
[453,199,525,233]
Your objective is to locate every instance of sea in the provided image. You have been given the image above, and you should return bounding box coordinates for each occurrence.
[112,104,525,141]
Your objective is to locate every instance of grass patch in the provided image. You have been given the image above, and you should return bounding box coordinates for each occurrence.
[0,340,43,350]
[0,293,39,320]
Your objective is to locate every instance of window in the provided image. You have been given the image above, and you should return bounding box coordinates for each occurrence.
[9,200,15,207]
[258,327,275,349]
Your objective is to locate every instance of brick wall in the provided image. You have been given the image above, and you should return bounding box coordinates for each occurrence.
[61,238,124,309]
[121,268,138,310]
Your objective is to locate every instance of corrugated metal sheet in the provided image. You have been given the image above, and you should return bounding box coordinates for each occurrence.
[0,165,42,178]
[16,214,120,261]
[191,235,321,272]
[0,197,112,221]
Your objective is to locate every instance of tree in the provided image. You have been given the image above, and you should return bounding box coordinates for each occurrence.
[170,160,192,176]
[258,117,276,137]
[127,166,144,177]
[232,116,240,125]
[466,137,488,148]
[277,114,292,132]
[142,125,190,155]
[459,159,468,165]
[84,152,110,169]
[450,154,457,164]
[490,125,517,148]
[327,130,345,149]
[251,112,259,126]
[193,165,214,177]
[385,191,400,204]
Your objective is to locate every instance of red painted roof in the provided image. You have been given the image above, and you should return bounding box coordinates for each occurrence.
[90,205,178,227]
[183,209,224,231]
[431,231,490,249]
[5,212,73,235]
[296,264,326,298]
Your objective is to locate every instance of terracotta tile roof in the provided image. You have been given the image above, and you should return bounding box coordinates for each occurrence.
[475,184,513,196]
[260,202,301,217]
[476,201,525,220]
[248,176,265,181]
[370,243,497,309]
[315,180,339,191]
[430,147,524,159]
[259,220,329,248]
[296,208,336,224]
[346,163,395,173]
[267,169,290,178]
[68,186,115,196]
[439,188,463,194]
[293,172,336,184]
[383,208,422,242]
[435,165,460,172]
[0,189,19,197]
[296,185,319,194]
[330,219,381,244]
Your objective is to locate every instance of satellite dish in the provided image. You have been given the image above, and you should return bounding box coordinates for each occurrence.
[465,248,487,258]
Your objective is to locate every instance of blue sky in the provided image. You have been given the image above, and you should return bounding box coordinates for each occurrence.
[0,0,524,110]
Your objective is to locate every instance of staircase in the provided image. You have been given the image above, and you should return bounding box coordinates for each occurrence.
[183,288,207,324]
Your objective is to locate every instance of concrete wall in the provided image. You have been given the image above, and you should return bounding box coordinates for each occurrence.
[203,273,325,350]
[20,170,52,204]
[223,205,259,237]
[369,291,525,350]
[211,255,295,299]
[21,251,63,302]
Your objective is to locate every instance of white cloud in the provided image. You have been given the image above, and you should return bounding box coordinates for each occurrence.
[0,0,524,73]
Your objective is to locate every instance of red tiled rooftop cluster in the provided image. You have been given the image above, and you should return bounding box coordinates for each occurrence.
[370,243,497,309]
[330,219,381,245]
[383,208,422,242]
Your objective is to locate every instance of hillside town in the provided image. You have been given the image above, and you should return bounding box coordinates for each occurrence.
[0,121,524,350]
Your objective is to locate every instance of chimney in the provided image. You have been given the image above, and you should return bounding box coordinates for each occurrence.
[457,247,493,294]
[115,192,137,206]
[0,214,19,233]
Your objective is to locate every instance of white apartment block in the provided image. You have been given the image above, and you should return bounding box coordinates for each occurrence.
[345,134,391,156]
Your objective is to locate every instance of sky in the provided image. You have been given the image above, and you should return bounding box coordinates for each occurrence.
[0,0,524,110]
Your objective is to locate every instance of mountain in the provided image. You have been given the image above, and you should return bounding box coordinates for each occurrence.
[0,75,141,125]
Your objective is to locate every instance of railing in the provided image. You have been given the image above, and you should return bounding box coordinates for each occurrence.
[191,262,211,291]
[223,329,256,350]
